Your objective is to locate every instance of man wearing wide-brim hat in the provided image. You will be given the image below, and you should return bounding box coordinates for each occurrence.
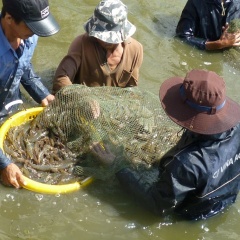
[92,69,240,220]
[0,0,59,188]
[52,0,143,94]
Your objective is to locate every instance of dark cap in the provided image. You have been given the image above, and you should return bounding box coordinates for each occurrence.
[3,0,60,37]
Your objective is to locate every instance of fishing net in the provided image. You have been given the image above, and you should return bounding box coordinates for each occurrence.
[4,85,182,183]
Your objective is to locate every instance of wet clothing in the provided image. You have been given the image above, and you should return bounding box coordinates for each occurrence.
[52,33,143,94]
[0,17,51,169]
[116,123,240,220]
[176,0,240,50]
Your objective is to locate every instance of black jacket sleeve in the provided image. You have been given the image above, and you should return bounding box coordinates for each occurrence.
[176,0,206,50]
[115,167,177,215]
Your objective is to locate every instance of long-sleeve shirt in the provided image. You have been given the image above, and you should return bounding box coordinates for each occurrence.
[52,33,143,94]
[176,0,240,50]
[116,124,240,220]
[0,18,51,169]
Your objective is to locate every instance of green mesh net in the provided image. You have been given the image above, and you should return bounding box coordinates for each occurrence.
[3,85,182,183]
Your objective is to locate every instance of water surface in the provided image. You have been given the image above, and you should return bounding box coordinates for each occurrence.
[1,0,240,239]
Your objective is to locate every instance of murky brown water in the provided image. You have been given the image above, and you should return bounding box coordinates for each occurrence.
[1,0,240,239]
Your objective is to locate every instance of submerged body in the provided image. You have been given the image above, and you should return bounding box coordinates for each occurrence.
[116,125,240,219]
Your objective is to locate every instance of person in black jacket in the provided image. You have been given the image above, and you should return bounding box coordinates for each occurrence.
[91,69,240,220]
[176,0,240,50]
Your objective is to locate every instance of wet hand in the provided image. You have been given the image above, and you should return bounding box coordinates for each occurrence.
[232,32,240,46]
[90,142,116,166]
[1,163,26,188]
[41,94,55,107]
[220,23,240,48]
[222,22,229,33]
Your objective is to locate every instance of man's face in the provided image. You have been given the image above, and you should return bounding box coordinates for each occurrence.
[6,13,34,39]
[11,21,34,39]
[96,38,119,50]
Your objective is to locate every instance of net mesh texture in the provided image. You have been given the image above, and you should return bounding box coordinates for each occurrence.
[4,85,182,183]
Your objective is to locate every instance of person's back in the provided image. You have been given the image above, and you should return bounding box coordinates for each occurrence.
[158,126,240,219]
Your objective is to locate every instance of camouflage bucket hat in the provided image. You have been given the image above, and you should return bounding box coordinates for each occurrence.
[84,0,136,44]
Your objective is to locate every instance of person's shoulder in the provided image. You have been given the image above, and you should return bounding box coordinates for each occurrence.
[0,25,7,48]
[25,35,38,48]
[31,35,38,42]
[126,37,142,45]
[72,32,92,42]
[186,0,197,4]
[172,142,201,166]
[232,122,240,134]
[125,37,143,52]
[70,33,93,47]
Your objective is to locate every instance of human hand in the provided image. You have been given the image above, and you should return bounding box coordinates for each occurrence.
[220,23,240,48]
[0,163,26,188]
[90,142,116,166]
[222,22,229,33]
[41,94,55,107]
[231,30,240,47]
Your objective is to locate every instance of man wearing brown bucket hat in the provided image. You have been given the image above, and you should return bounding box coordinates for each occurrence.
[91,69,240,220]
[52,0,143,94]
[0,0,59,188]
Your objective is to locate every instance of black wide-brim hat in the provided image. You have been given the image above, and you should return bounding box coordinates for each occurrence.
[159,69,240,135]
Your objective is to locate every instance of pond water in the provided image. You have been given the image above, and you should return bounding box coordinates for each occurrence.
[1,0,240,239]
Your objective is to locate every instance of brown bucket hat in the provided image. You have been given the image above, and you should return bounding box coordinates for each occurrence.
[159,69,240,135]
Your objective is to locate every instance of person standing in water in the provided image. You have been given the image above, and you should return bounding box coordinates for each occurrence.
[52,0,143,94]
[91,69,240,220]
[176,0,240,50]
[0,0,59,188]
